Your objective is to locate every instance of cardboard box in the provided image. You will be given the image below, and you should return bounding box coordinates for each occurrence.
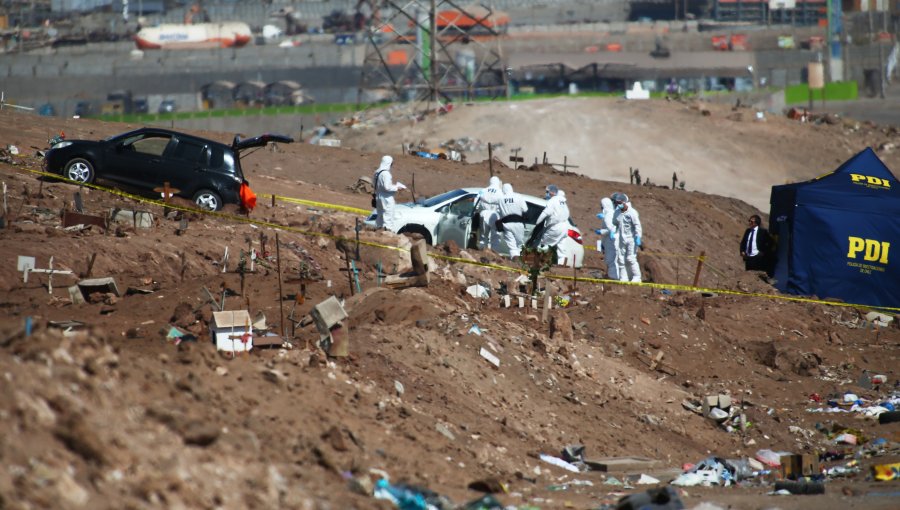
[779,453,819,480]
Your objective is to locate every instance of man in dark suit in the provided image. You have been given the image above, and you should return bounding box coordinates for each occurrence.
[740,215,771,271]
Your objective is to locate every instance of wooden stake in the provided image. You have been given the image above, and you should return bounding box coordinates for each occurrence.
[276,232,285,337]
[344,251,355,296]
[85,253,97,278]
[488,143,493,177]
[271,193,276,208]
[692,250,706,288]
[563,155,568,173]
[248,239,254,272]
[240,261,245,297]
[179,252,186,282]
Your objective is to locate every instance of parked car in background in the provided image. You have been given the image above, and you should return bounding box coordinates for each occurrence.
[158,99,177,113]
[44,127,293,210]
[133,98,149,114]
[365,187,584,267]
[73,101,92,117]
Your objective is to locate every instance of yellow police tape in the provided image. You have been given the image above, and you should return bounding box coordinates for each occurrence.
[271,194,371,216]
[16,166,900,313]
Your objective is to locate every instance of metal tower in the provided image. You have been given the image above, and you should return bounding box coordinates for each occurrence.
[357,1,509,108]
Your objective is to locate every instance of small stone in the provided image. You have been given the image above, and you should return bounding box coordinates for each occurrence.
[182,421,220,447]
[261,369,287,384]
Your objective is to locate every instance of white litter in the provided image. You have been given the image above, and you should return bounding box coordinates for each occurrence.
[539,454,580,473]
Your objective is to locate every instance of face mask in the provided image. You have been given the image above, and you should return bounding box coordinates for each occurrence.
[616,203,624,210]
[545,192,551,200]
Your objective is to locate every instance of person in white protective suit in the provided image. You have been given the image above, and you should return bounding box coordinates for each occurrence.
[476,175,503,250]
[611,192,642,282]
[496,183,528,259]
[594,197,620,280]
[534,184,570,248]
[373,155,406,230]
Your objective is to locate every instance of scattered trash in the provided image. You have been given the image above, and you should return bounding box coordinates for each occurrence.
[466,284,490,299]
[539,453,580,473]
[873,463,900,481]
[479,347,500,368]
[636,474,660,484]
[373,479,428,509]
[468,324,482,336]
[672,457,733,486]
[755,449,788,468]
[463,494,503,510]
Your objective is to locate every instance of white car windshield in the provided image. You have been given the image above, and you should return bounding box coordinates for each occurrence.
[420,189,469,207]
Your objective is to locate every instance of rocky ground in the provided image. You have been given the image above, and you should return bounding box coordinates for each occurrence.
[0,99,897,510]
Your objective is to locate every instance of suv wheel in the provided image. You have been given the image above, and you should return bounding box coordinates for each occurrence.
[64,158,95,183]
[193,189,222,211]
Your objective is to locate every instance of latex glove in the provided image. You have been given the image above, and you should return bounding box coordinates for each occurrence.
[596,212,605,219]
[397,183,407,190]
[635,236,642,247]
[596,228,609,236]
[610,230,617,240]
[594,229,604,235]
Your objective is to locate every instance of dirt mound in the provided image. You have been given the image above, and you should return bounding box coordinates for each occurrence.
[336,97,900,210]
[0,106,898,509]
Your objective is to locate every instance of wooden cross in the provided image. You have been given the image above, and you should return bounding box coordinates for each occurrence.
[24,256,73,294]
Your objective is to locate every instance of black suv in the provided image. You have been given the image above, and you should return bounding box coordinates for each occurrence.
[44,127,292,210]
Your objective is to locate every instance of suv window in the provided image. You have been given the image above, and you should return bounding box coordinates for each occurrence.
[207,146,236,175]
[171,139,207,164]
[125,134,172,156]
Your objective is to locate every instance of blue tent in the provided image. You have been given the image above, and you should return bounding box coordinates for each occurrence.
[769,147,900,309]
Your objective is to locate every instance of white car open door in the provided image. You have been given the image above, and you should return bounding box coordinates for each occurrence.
[434,194,477,249]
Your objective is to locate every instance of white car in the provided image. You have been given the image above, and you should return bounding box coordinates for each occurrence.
[365,187,584,267]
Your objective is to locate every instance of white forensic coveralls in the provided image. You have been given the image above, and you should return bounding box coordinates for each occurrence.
[535,189,570,248]
[476,176,503,250]
[597,197,620,280]
[497,183,528,258]
[613,202,642,282]
[374,155,406,230]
